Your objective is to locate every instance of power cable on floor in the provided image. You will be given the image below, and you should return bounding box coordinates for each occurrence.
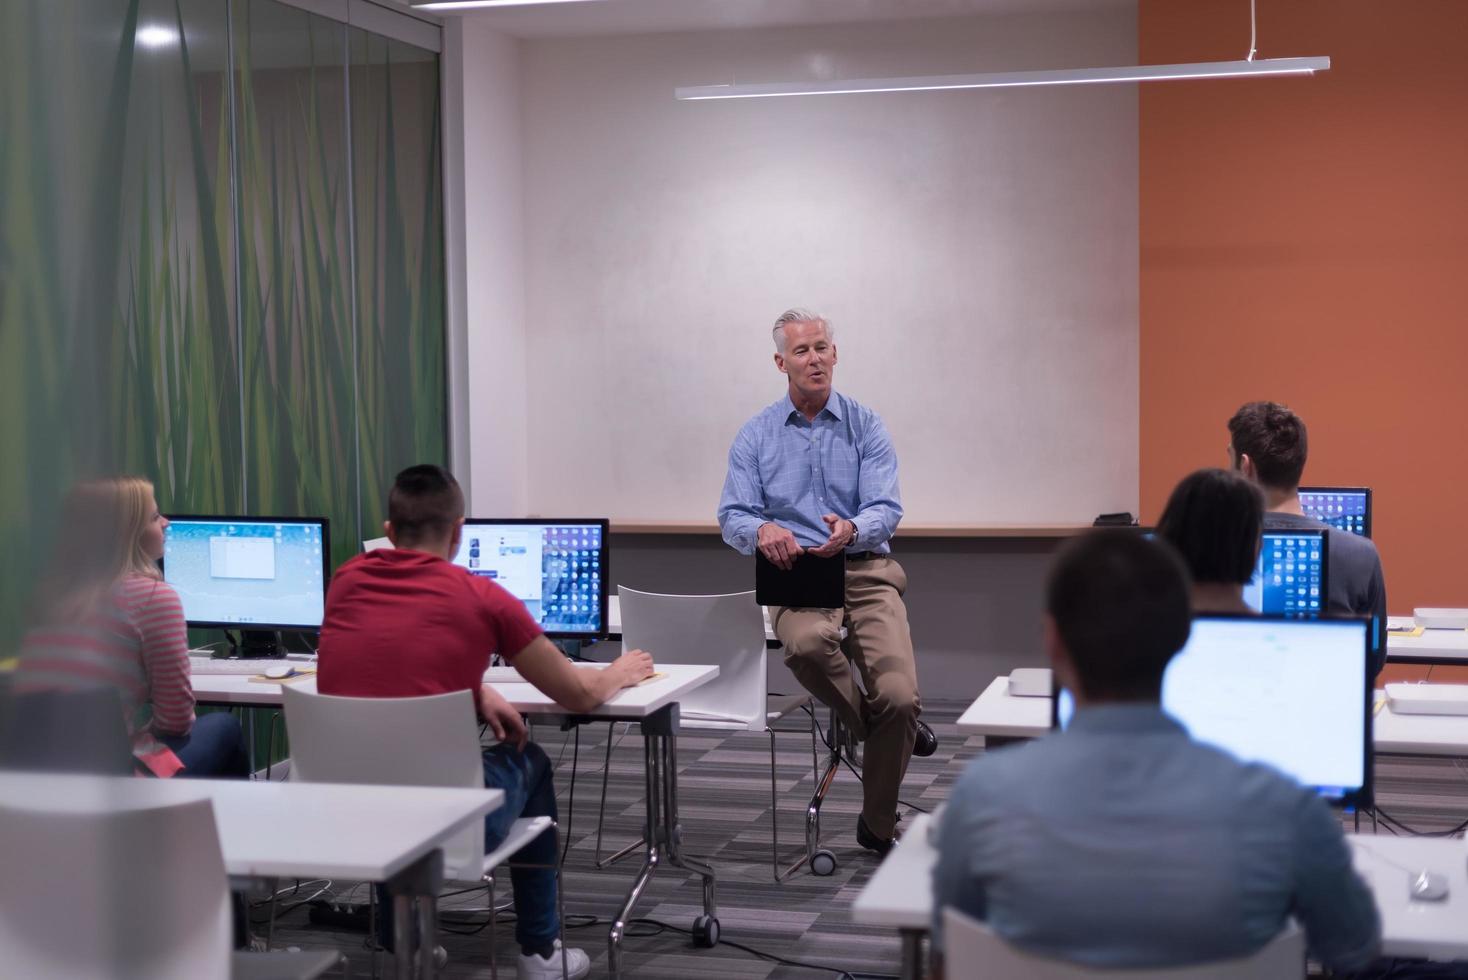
[1370,806,1468,838]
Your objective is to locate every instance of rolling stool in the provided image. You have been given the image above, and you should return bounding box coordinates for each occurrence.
[785,627,861,878]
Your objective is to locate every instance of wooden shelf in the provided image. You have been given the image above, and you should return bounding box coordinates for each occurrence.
[608,521,1092,538]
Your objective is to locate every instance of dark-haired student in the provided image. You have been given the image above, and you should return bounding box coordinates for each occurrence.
[1228,400,1388,674]
[1156,468,1264,615]
[930,531,1379,977]
[318,465,654,980]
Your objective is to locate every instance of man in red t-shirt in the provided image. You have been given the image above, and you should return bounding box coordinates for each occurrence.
[319,465,653,980]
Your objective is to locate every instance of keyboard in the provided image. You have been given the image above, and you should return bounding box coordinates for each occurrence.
[190,657,300,675]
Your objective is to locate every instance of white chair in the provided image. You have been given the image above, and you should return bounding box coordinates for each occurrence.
[941,908,1304,980]
[0,793,344,979]
[280,686,563,980]
[594,587,818,880]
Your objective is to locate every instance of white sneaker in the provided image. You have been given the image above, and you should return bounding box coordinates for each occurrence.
[517,939,590,980]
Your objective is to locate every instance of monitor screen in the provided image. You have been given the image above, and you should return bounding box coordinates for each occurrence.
[1298,486,1372,538]
[163,517,329,629]
[1242,529,1327,616]
[1054,615,1371,806]
[452,519,608,639]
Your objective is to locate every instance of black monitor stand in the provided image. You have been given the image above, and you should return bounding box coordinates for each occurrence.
[223,629,316,658]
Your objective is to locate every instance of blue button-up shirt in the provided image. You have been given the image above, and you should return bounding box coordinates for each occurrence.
[932,704,1380,973]
[717,390,903,555]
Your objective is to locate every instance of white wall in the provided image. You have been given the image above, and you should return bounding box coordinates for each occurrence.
[452,8,1140,523]
[512,8,1138,525]
[446,19,530,516]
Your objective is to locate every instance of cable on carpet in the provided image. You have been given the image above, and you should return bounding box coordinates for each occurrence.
[1370,806,1468,838]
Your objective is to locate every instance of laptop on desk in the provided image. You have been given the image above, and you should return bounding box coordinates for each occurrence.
[1054,614,1372,809]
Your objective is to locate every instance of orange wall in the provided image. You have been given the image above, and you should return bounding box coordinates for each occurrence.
[1139,0,1468,613]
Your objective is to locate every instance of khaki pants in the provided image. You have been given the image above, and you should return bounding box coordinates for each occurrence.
[770,556,920,839]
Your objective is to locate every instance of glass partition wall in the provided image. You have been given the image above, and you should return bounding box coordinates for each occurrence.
[0,0,446,652]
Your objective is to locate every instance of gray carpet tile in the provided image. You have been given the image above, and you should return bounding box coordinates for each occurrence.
[248,699,1468,979]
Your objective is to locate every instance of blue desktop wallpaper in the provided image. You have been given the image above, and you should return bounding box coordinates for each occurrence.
[1244,533,1324,616]
[1300,491,1369,537]
[164,520,327,627]
[453,522,603,635]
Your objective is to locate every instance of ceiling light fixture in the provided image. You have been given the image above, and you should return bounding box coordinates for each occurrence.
[675,57,1328,100]
[135,24,180,49]
[676,0,1326,101]
[410,0,605,10]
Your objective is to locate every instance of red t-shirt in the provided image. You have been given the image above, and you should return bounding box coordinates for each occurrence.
[317,550,543,698]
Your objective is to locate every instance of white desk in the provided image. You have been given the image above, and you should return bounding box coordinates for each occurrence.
[1388,616,1468,665]
[955,676,1052,740]
[1374,692,1468,758]
[1348,834,1468,960]
[851,812,936,979]
[193,661,723,979]
[190,661,303,707]
[192,660,718,716]
[850,814,1468,974]
[0,773,502,979]
[480,662,720,719]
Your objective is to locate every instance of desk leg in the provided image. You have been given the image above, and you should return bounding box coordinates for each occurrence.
[392,894,413,980]
[243,707,257,777]
[416,885,440,980]
[607,705,719,979]
[608,733,664,979]
[661,723,718,915]
[384,846,445,980]
[898,929,924,980]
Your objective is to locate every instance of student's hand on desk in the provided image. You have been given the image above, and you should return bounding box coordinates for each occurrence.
[611,649,655,687]
[758,522,803,570]
[478,684,528,751]
[807,514,855,558]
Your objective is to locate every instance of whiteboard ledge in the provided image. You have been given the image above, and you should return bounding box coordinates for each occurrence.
[609,521,1093,538]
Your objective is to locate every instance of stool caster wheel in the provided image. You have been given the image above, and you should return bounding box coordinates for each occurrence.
[692,915,720,948]
[811,849,837,876]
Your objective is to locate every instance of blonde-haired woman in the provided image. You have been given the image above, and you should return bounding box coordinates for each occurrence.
[16,477,248,777]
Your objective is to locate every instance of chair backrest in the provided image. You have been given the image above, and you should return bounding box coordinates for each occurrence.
[0,686,136,776]
[618,587,767,731]
[941,908,1304,980]
[0,793,231,978]
[281,685,486,877]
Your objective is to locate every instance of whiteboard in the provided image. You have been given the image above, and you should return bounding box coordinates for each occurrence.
[511,14,1138,525]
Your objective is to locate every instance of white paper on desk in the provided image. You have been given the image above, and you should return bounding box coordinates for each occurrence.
[363,536,391,552]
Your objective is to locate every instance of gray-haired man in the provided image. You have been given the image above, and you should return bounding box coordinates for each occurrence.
[718,309,934,856]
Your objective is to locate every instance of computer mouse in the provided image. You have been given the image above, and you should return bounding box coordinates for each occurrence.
[1409,870,1449,902]
[264,665,295,680]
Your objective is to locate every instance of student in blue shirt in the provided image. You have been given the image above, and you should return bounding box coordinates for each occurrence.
[931,531,1380,976]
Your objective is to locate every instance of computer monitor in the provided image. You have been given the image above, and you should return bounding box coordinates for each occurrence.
[451,519,608,640]
[163,517,330,651]
[1054,615,1372,808]
[1298,486,1372,538]
[1242,529,1327,616]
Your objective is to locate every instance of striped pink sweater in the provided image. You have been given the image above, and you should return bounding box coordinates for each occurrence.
[16,574,196,776]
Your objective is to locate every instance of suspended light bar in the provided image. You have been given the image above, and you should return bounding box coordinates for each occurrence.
[411,0,605,10]
[675,56,1329,101]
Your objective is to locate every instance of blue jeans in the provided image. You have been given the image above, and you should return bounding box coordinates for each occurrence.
[377,741,560,953]
[157,711,250,779]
